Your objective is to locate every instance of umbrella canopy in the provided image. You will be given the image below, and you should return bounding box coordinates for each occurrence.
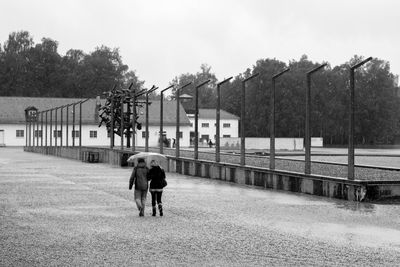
[127,152,168,168]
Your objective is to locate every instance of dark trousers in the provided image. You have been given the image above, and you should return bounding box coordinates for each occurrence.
[151,191,163,206]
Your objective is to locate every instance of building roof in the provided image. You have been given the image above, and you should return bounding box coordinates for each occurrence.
[0,97,190,126]
[187,108,239,120]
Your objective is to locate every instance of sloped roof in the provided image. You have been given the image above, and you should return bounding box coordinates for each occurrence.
[0,97,190,126]
[137,100,191,126]
[196,109,239,120]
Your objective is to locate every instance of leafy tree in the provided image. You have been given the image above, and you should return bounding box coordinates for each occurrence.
[169,64,218,111]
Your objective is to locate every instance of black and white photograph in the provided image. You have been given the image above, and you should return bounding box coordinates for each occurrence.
[1,0,400,266]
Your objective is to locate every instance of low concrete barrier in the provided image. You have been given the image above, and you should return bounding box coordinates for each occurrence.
[24,146,400,202]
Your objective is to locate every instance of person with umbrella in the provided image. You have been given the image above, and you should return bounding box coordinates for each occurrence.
[148,160,167,216]
[129,158,149,217]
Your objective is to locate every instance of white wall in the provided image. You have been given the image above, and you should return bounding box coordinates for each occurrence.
[0,124,27,146]
[0,123,191,147]
[221,137,305,150]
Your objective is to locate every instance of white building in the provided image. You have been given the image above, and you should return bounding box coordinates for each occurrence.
[186,108,239,145]
[0,97,191,147]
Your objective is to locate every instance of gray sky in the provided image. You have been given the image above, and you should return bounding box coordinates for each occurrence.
[1,0,399,90]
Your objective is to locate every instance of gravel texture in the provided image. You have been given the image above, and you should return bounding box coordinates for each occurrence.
[1,148,400,266]
[152,147,400,181]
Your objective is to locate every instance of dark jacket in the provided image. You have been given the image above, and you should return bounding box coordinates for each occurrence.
[148,166,166,190]
[129,162,149,191]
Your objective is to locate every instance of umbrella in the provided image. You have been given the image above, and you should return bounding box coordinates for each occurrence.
[127,152,168,168]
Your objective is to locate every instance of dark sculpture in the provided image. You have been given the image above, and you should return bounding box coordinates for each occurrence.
[98,84,147,147]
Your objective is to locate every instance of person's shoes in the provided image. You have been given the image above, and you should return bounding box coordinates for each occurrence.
[158,204,163,217]
[152,206,156,216]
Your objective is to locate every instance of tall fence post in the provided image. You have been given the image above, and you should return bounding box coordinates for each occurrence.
[159,85,174,154]
[240,73,259,166]
[216,77,232,162]
[348,57,372,180]
[270,68,290,170]
[194,80,211,160]
[305,64,326,174]
[176,82,192,159]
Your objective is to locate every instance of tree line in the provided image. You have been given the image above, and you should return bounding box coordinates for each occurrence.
[0,31,144,98]
[1,31,399,145]
[171,57,400,146]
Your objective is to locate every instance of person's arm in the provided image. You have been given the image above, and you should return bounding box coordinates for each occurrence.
[129,167,136,190]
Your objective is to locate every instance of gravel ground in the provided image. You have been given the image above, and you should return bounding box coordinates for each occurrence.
[151,148,400,181]
[1,148,400,266]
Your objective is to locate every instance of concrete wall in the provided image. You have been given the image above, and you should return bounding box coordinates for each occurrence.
[221,137,304,150]
[24,146,400,202]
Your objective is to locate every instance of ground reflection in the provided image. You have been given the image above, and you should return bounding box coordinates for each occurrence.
[335,201,376,213]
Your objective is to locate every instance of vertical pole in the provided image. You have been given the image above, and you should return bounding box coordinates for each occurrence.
[305,64,326,175]
[216,84,221,162]
[32,113,37,147]
[72,104,76,147]
[25,120,27,147]
[194,87,199,160]
[240,81,245,165]
[215,77,232,163]
[79,101,82,150]
[60,106,63,147]
[66,105,69,147]
[29,119,31,147]
[145,92,149,152]
[132,90,136,152]
[305,74,311,174]
[159,85,173,154]
[175,82,191,159]
[41,112,43,146]
[160,92,164,154]
[50,109,53,147]
[110,98,114,148]
[55,108,58,148]
[45,111,48,146]
[270,78,276,170]
[121,97,124,150]
[176,90,180,158]
[348,69,355,180]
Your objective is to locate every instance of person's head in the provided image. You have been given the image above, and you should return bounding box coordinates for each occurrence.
[137,158,145,165]
[150,160,159,167]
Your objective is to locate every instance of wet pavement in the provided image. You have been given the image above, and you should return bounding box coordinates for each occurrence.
[1,148,400,266]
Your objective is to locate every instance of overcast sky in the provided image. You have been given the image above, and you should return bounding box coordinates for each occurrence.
[1,0,399,90]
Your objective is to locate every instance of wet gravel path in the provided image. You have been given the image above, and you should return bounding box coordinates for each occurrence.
[1,148,400,266]
[152,148,400,181]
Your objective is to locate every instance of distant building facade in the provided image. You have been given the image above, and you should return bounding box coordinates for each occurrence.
[186,108,239,145]
[0,97,191,147]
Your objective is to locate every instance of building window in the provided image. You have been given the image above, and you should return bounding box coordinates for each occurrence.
[16,130,24,138]
[72,130,80,138]
[223,123,231,128]
[53,130,62,138]
[223,135,231,138]
[34,130,43,137]
[90,131,97,138]
[142,131,148,138]
[201,123,209,128]
[190,122,193,127]
[179,131,183,138]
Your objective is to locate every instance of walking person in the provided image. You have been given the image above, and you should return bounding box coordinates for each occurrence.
[148,160,167,216]
[129,158,149,217]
